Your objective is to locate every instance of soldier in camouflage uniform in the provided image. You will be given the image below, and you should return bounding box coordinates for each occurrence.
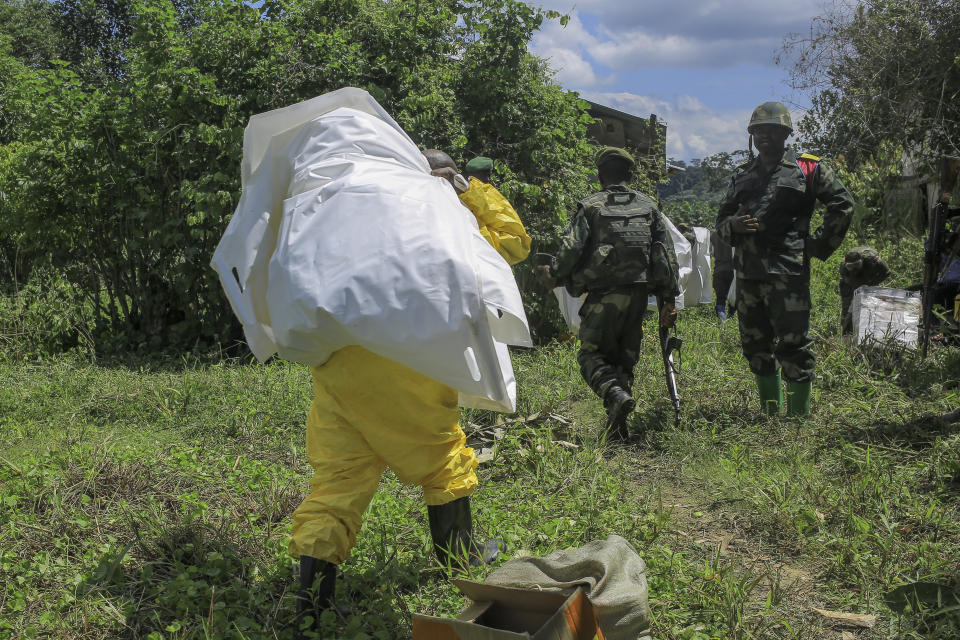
[839,246,890,334]
[716,102,855,417]
[539,147,680,434]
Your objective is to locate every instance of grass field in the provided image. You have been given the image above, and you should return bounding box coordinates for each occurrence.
[3,238,960,639]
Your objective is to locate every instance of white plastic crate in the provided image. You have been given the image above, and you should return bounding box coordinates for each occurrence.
[850,287,921,349]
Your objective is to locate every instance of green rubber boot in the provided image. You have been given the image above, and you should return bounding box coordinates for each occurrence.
[785,380,811,418]
[755,372,782,416]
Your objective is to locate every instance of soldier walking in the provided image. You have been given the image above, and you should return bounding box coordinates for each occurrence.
[539,147,679,435]
[715,102,855,417]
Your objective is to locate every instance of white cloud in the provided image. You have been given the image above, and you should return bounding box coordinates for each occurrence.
[590,32,785,69]
[536,0,827,38]
[530,13,613,88]
[531,0,831,69]
[527,2,821,159]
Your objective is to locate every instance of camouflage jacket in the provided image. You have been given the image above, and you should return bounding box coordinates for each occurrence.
[715,148,854,279]
[839,246,890,289]
[710,231,734,272]
[552,184,680,299]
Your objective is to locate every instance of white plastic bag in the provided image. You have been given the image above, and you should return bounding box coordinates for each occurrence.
[211,88,531,412]
[692,226,714,305]
[647,213,692,311]
[553,287,587,333]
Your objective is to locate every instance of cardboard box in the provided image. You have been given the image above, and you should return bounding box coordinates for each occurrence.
[412,579,603,640]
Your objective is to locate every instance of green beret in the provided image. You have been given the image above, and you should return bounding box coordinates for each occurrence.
[464,156,493,173]
[596,147,635,168]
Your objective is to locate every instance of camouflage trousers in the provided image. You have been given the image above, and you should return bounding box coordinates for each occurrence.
[713,268,734,305]
[736,275,814,382]
[577,285,649,398]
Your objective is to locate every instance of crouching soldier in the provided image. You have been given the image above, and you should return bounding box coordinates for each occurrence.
[839,246,890,334]
[539,147,679,435]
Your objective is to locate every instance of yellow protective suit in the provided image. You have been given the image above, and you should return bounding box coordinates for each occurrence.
[289,346,479,563]
[459,178,532,265]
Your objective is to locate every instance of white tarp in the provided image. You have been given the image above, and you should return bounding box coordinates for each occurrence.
[211,87,531,412]
[553,214,709,332]
[850,287,921,349]
[689,226,714,305]
[553,287,588,334]
[662,216,694,309]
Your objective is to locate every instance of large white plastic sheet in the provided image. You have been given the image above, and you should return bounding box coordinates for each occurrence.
[663,216,694,309]
[211,87,531,412]
[553,213,702,332]
[688,226,714,305]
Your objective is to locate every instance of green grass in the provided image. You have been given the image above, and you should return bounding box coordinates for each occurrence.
[3,236,960,639]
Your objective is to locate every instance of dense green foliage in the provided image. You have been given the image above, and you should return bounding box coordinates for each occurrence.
[783,0,960,167]
[657,151,749,228]
[2,234,960,639]
[0,0,596,352]
[660,152,749,205]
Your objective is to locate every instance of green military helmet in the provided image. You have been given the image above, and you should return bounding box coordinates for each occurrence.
[747,101,793,134]
[595,146,636,169]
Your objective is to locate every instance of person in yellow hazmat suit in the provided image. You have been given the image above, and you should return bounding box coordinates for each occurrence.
[424,150,531,265]
[292,160,504,632]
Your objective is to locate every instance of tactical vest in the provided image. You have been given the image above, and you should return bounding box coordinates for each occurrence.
[570,188,658,294]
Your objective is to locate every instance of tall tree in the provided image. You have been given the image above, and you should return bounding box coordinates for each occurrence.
[783,0,960,165]
[0,0,595,351]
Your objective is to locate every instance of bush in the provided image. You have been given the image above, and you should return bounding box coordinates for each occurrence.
[0,0,596,354]
[0,266,93,361]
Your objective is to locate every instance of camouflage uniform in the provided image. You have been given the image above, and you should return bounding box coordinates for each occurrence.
[716,148,855,382]
[552,185,680,397]
[839,246,890,334]
[711,231,734,314]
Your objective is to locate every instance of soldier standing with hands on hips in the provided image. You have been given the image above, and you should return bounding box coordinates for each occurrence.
[716,102,854,417]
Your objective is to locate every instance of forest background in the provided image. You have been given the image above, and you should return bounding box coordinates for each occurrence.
[2,0,959,355]
[2,1,960,639]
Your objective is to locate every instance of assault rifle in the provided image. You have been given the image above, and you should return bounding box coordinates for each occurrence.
[921,156,960,358]
[658,299,682,427]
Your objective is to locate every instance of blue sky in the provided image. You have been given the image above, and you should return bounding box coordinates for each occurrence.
[529,0,836,161]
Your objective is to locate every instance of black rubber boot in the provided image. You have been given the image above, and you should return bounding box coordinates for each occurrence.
[938,407,960,423]
[604,385,635,438]
[296,555,335,637]
[427,496,499,571]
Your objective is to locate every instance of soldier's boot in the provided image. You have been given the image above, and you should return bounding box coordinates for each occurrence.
[755,372,782,416]
[785,380,811,418]
[937,407,960,423]
[604,385,636,438]
[296,555,336,637]
[427,496,499,573]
